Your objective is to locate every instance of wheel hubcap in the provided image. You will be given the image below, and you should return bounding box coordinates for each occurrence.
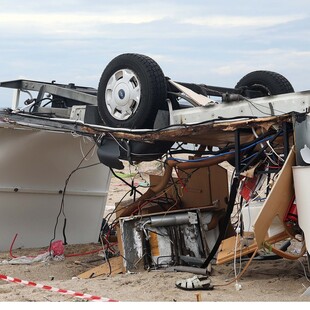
[118,89,125,100]
[105,69,141,121]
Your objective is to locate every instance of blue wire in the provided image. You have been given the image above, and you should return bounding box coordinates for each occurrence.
[167,133,278,163]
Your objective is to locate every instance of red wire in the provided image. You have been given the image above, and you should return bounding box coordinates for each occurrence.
[9,234,18,258]
[9,233,117,259]
[65,248,105,257]
[174,167,187,192]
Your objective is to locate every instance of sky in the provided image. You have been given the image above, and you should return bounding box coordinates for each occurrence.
[0,0,310,108]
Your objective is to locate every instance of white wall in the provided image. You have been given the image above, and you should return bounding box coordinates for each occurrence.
[0,126,111,251]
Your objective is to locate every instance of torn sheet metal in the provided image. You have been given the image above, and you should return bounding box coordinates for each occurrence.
[0,109,293,148]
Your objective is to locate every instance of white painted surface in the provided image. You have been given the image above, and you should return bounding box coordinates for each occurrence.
[293,165,310,252]
[242,201,285,237]
[0,126,111,251]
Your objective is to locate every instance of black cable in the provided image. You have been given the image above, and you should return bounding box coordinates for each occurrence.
[62,219,67,245]
[201,176,241,270]
[99,235,112,277]
[146,227,171,239]
[48,145,99,254]
[102,189,132,231]
[109,168,143,196]
[29,98,53,113]
[240,95,288,116]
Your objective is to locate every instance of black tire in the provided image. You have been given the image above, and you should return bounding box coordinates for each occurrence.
[227,70,294,168]
[235,70,294,98]
[97,53,167,129]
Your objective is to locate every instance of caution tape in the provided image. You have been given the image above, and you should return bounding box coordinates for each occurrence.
[0,273,118,302]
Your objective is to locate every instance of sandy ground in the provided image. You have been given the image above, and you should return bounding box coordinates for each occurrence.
[0,161,310,304]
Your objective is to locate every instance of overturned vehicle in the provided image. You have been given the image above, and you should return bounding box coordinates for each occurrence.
[0,53,309,273]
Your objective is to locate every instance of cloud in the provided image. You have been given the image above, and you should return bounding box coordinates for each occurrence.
[182,15,306,28]
[1,0,310,108]
[0,13,163,26]
[0,13,165,40]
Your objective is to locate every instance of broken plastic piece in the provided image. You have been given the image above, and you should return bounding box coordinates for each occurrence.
[49,240,64,256]
[300,144,310,163]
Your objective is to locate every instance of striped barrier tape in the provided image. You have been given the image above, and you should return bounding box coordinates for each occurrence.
[0,273,118,302]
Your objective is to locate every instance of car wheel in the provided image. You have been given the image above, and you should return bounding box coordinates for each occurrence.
[97,53,167,129]
[229,70,294,167]
[97,54,173,163]
[235,70,294,98]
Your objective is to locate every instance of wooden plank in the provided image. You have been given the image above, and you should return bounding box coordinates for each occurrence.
[116,224,126,274]
[149,231,160,257]
[77,256,123,279]
[216,231,289,265]
[216,234,257,265]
